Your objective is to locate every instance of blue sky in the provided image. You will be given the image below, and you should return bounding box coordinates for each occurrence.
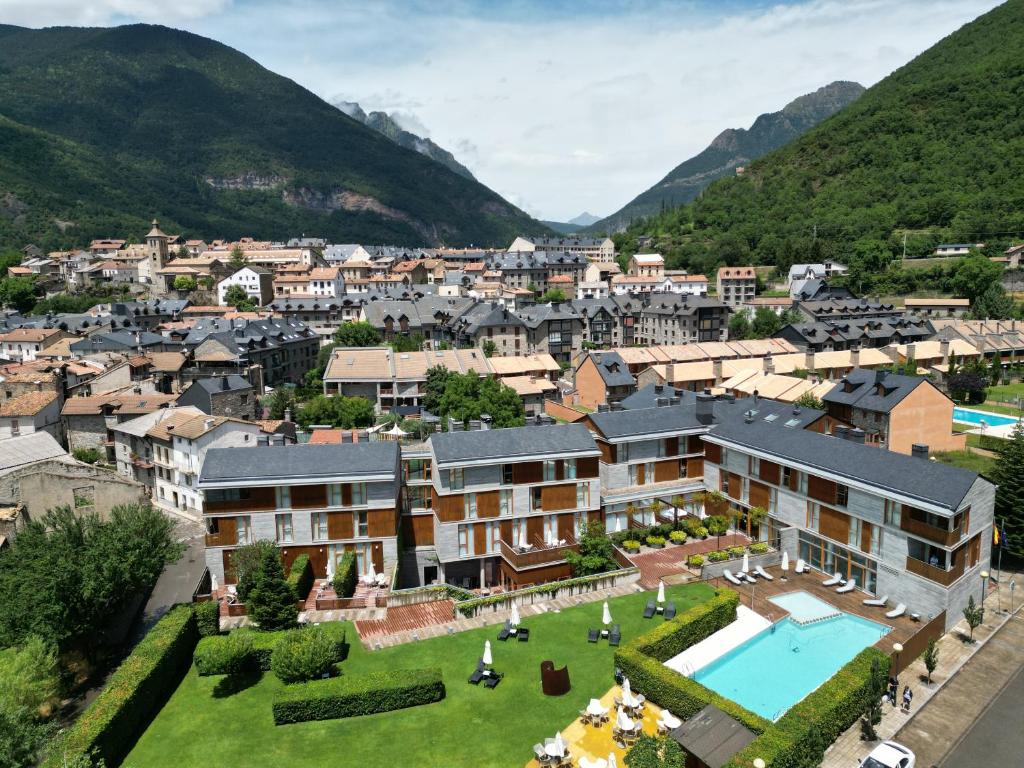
[0,0,1003,221]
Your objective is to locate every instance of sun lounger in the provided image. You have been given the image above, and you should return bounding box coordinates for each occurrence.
[587,628,599,643]
[497,620,511,641]
[836,578,856,594]
[755,566,774,581]
[743,572,756,583]
[863,595,888,607]
[723,569,743,586]
[663,601,676,620]
[517,627,530,642]
[885,603,906,619]
[643,599,656,619]
[468,658,485,685]
[822,572,844,586]
[795,559,807,574]
[484,673,502,689]
[608,623,621,647]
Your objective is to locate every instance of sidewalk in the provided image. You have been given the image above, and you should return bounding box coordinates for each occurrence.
[822,569,1023,768]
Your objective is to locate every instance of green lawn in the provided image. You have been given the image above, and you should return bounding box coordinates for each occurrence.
[985,382,1024,405]
[965,402,1023,417]
[933,450,996,475]
[125,583,715,768]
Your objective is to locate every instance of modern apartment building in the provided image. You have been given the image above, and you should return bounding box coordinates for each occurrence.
[716,266,756,308]
[198,442,401,586]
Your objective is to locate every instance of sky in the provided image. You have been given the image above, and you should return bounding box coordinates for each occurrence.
[0,0,1004,222]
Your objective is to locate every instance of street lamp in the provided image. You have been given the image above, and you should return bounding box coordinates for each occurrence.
[892,642,903,676]
[980,570,990,623]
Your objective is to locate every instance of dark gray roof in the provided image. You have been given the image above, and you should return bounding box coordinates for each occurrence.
[642,293,728,317]
[822,368,935,413]
[669,705,757,768]
[516,302,584,329]
[780,316,932,347]
[176,375,253,414]
[583,351,634,388]
[430,423,598,465]
[69,330,165,352]
[183,317,316,349]
[589,404,706,439]
[199,442,398,484]
[619,384,698,410]
[708,402,980,509]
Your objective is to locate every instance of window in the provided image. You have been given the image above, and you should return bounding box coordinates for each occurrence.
[502,464,514,485]
[836,484,849,507]
[749,456,760,476]
[721,473,731,496]
[354,510,368,538]
[869,524,881,555]
[10,419,19,436]
[797,471,808,494]
[275,486,291,509]
[275,513,293,543]
[486,521,501,554]
[531,487,543,511]
[236,515,252,544]
[543,515,558,544]
[464,492,478,519]
[848,516,862,548]
[328,484,342,506]
[781,466,791,487]
[543,460,557,481]
[807,503,820,532]
[619,442,630,463]
[565,459,577,479]
[311,511,328,541]
[499,489,513,516]
[720,447,729,466]
[883,499,900,526]
[449,467,464,490]
[512,518,527,547]
[458,524,470,557]
[351,483,366,505]
[206,488,251,503]
[577,482,590,508]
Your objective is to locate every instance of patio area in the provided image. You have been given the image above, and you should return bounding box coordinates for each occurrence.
[630,532,751,588]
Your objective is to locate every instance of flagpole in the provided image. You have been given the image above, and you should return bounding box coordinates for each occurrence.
[997,519,1004,613]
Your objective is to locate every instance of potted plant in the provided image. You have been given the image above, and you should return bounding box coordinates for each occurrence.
[749,542,769,554]
[727,545,745,559]
[669,530,687,545]
[696,526,709,540]
[622,539,641,554]
[687,554,705,568]
[646,535,666,549]
[707,550,729,562]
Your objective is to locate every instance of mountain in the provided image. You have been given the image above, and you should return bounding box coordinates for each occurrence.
[0,24,547,250]
[541,212,603,234]
[589,81,864,234]
[616,0,1024,287]
[569,212,601,226]
[333,100,475,180]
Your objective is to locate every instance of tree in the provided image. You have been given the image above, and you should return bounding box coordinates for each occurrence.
[962,594,983,642]
[728,312,751,340]
[266,387,295,420]
[922,637,939,684]
[538,288,567,303]
[246,549,298,631]
[437,371,525,429]
[750,306,784,338]
[745,505,768,537]
[422,365,453,414]
[176,244,190,259]
[972,281,1015,320]
[951,255,1003,304]
[564,522,617,576]
[0,277,37,313]
[481,339,497,358]
[72,448,101,464]
[947,363,988,404]
[334,321,382,347]
[223,284,257,311]
[793,391,824,410]
[988,350,1003,385]
[295,395,375,429]
[172,275,196,291]
[228,245,247,270]
[0,635,59,717]
[990,423,1024,557]
[859,657,887,741]
[624,734,686,768]
[389,333,425,353]
[232,540,279,602]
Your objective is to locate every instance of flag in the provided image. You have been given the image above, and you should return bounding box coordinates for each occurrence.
[993,526,1001,548]
[999,522,1008,549]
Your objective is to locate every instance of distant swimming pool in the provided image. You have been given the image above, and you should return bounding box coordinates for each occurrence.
[694,601,890,720]
[953,407,1020,428]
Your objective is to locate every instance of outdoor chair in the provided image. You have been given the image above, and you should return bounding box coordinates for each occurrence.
[517,627,530,642]
[795,559,807,574]
[533,744,551,764]
[836,578,857,594]
[643,599,656,619]
[885,603,906,619]
[822,572,844,586]
[723,569,743,585]
[497,620,511,641]
[608,624,621,647]
[863,595,888,607]
[755,565,774,581]
[663,601,677,620]
[587,628,599,643]
[743,572,756,583]
[484,672,502,689]
[468,658,485,685]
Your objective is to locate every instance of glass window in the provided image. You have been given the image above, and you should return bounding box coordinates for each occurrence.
[464,492,478,519]
[543,460,557,481]
[749,456,760,475]
[848,516,862,548]
[543,515,558,544]
[512,518,527,547]
[836,484,849,507]
[486,521,501,554]
[531,487,543,511]
[502,464,514,485]
[236,515,252,544]
[807,503,819,531]
[354,510,368,538]
[275,513,293,543]
[883,499,900,526]
[328,484,342,506]
[781,466,791,487]
[311,511,328,541]
[351,483,366,505]
[574,510,585,538]
[577,482,590,508]
[619,442,630,463]
[275,486,291,509]
[565,459,577,479]
[458,524,470,557]
[869,524,881,555]
[450,467,464,490]
[499,489,513,516]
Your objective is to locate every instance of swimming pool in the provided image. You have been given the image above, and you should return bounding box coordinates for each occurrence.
[768,591,840,623]
[694,608,890,720]
[953,407,1020,427]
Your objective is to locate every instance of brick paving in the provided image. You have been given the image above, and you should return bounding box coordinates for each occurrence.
[354,599,456,641]
[631,533,750,588]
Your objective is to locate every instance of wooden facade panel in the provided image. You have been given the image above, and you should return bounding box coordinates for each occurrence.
[636,463,645,485]
[748,480,770,510]
[729,473,743,500]
[432,490,465,522]
[498,560,572,590]
[704,443,721,464]
[577,456,599,478]
[541,483,577,512]
[371,541,384,572]
[587,509,603,525]
[687,435,704,454]
[819,506,849,543]
[686,457,704,478]
[327,510,353,539]
[861,521,873,554]
[597,442,616,464]
[222,550,237,584]
[526,516,544,546]
[499,520,513,544]
[342,483,352,507]
[654,459,679,483]
[367,508,396,538]
[557,513,574,540]
[473,523,487,556]
[808,475,837,505]
[204,486,276,513]
[513,461,543,484]
[665,437,679,456]
[291,484,327,509]
[477,490,500,518]
[788,470,800,492]
[758,460,781,486]
[281,545,328,580]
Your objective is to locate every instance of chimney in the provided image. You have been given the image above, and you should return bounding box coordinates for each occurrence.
[713,358,723,382]
[911,443,929,460]
[695,392,714,424]
[850,428,866,444]
[874,369,887,386]
[284,407,292,422]
[752,389,759,404]
[665,363,676,385]
[762,355,774,375]
[480,413,492,430]
[939,339,951,363]
[654,384,664,394]
[849,348,860,368]
[669,396,681,405]
[905,342,917,363]
[835,425,849,440]
[204,418,215,430]
[597,403,610,412]
[804,350,815,372]
[656,397,669,407]
[610,401,624,411]
[257,435,269,446]
[221,376,229,390]
[744,410,755,423]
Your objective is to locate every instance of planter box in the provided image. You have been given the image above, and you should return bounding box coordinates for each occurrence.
[646,542,665,549]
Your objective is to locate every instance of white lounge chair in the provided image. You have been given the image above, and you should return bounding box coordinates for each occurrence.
[743,571,756,583]
[723,569,743,586]
[885,603,906,619]
[836,578,856,594]
[863,595,888,607]
[755,565,774,581]
[795,559,807,574]
[822,572,844,586]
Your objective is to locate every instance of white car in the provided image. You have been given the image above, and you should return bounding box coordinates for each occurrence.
[859,741,916,768]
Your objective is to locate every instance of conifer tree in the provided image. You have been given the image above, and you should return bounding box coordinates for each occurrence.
[247,549,298,631]
[990,423,1024,557]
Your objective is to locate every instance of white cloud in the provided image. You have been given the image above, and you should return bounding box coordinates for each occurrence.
[0,0,231,26]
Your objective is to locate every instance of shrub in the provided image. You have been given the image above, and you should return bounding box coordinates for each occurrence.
[625,734,687,768]
[696,526,709,539]
[646,536,665,547]
[682,518,703,537]
[72,447,101,464]
[272,668,444,724]
[727,546,745,558]
[193,631,254,676]
[622,539,641,551]
[748,542,769,554]
[44,605,198,768]
[194,624,346,675]
[332,551,357,598]
[194,600,221,637]
[287,555,314,602]
[669,530,687,543]
[686,555,705,568]
[705,515,730,536]
[233,540,278,601]
[271,627,339,684]
[707,550,729,562]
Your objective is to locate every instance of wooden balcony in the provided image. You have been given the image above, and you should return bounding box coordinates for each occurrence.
[900,510,962,546]
[905,554,965,586]
[499,538,579,570]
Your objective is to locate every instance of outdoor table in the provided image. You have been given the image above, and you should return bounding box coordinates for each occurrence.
[544,743,566,759]
[579,758,607,768]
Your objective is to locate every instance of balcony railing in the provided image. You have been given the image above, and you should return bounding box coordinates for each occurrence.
[905,554,965,586]
[901,512,963,547]
[204,530,252,548]
[499,538,579,570]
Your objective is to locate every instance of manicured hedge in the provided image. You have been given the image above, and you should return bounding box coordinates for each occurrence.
[333,551,357,598]
[272,668,445,725]
[632,590,739,662]
[194,623,346,675]
[287,554,314,602]
[44,605,198,768]
[724,648,890,768]
[194,600,221,637]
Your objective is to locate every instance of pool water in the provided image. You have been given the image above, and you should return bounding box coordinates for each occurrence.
[694,613,890,720]
[768,591,840,623]
[953,407,1020,427]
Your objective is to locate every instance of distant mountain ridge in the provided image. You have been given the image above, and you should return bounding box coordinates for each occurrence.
[333,100,475,180]
[542,211,603,234]
[587,81,865,233]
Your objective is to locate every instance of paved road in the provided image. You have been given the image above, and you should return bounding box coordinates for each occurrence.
[135,515,206,635]
[938,659,1024,768]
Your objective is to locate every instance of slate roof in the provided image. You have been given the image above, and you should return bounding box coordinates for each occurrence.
[822,368,935,413]
[0,431,68,473]
[707,400,980,509]
[69,331,165,353]
[669,705,757,768]
[588,404,707,440]
[430,423,598,465]
[619,384,698,410]
[199,442,398,485]
[176,375,254,414]
[583,351,634,388]
[516,301,584,329]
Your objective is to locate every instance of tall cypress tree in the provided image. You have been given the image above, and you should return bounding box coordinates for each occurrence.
[990,423,1024,558]
[247,549,298,631]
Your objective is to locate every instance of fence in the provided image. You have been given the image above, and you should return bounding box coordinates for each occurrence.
[890,610,946,676]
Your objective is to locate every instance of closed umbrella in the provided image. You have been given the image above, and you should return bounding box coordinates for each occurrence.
[608,754,618,768]
[656,580,666,605]
[602,601,612,626]
[482,640,493,666]
[621,677,632,702]
[741,551,750,574]
[510,603,520,628]
[781,550,790,573]
[211,572,219,592]
[366,559,377,583]
[615,709,633,732]
[555,732,565,757]
[326,557,335,581]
